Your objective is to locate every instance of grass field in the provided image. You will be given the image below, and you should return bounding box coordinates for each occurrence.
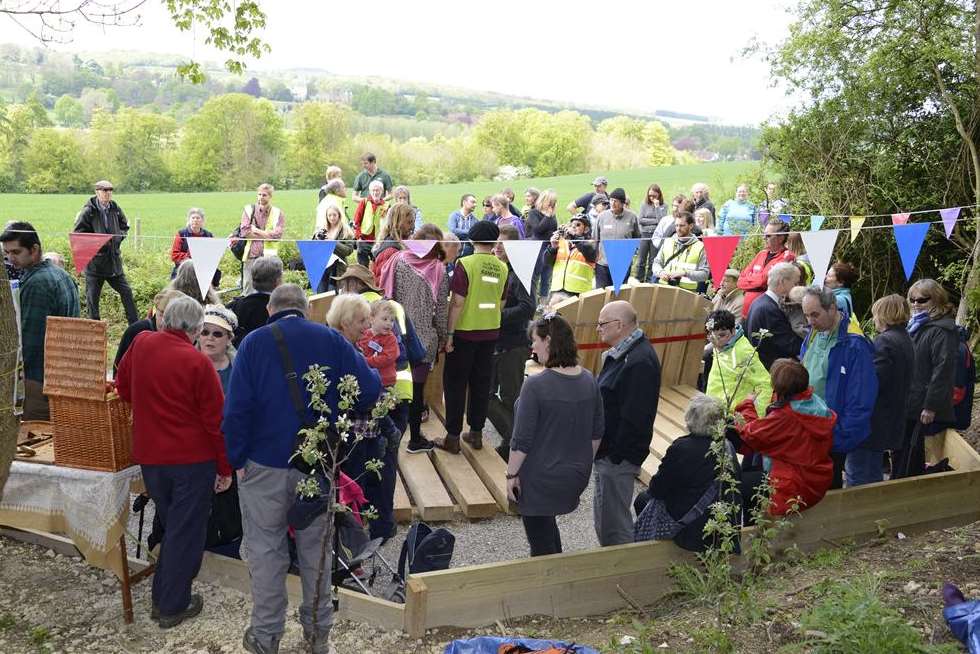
[1,161,754,243]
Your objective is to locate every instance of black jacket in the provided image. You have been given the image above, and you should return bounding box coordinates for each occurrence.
[867,326,915,451]
[113,316,155,373]
[596,336,661,466]
[228,292,271,347]
[497,268,534,352]
[525,209,558,242]
[745,293,802,370]
[647,432,741,553]
[73,196,129,277]
[907,315,958,423]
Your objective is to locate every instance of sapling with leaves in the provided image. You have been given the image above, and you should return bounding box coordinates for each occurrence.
[290,364,397,653]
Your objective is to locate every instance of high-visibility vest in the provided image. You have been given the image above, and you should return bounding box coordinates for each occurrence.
[361,291,413,402]
[360,200,387,238]
[243,204,282,257]
[656,237,705,291]
[455,253,509,332]
[550,239,595,294]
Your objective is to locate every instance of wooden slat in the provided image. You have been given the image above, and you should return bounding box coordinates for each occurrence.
[937,429,980,472]
[430,448,498,519]
[673,384,702,401]
[424,355,447,426]
[646,285,676,364]
[638,451,661,485]
[459,439,514,514]
[573,288,609,374]
[397,441,454,522]
[661,291,699,386]
[654,401,687,432]
[660,386,694,412]
[308,291,336,325]
[394,472,413,523]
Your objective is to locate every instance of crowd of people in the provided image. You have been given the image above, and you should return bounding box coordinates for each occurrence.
[0,156,970,653]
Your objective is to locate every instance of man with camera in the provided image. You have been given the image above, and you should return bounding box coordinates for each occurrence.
[544,214,597,302]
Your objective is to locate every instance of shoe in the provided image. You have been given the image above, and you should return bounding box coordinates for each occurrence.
[435,434,461,454]
[462,431,483,450]
[303,627,334,654]
[157,594,203,629]
[243,626,281,654]
[405,439,434,454]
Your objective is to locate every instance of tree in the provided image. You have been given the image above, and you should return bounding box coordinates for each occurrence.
[242,76,261,97]
[92,108,177,191]
[53,94,84,127]
[175,93,283,190]
[287,101,351,188]
[761,0,979,322]
[643,120,674,166]
[23,127,88,192]
[0,0,269,83]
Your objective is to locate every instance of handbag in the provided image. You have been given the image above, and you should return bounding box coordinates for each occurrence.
[229,205,255,261]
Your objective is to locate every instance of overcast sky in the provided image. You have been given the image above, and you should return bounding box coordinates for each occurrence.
[0,0,796,125]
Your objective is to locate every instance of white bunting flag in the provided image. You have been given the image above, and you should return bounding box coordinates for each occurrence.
[187,237,230,302]
[501,240,543,296]
[800,229,840,287]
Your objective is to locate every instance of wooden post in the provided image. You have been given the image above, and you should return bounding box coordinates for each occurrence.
[134,217,141,250]
[0,264,18,504]
[403,576,429,638]
[118,534,134,624]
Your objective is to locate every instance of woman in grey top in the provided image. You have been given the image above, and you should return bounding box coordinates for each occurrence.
[506,314,604,557]
[635,183,667,283]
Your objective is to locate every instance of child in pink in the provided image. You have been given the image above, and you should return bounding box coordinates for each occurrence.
[356,299,399,387]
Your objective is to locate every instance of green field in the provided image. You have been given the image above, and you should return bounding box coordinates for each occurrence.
[2,161,754,243]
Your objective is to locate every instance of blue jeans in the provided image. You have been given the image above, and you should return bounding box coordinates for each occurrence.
[845,447,884,487]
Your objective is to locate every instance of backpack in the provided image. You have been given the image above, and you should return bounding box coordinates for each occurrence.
[952,326,976,430]
[397,522,454,578]
[229,205,255,261]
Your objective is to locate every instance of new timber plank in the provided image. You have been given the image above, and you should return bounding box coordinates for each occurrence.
[459,439,514,514]
[397,441,454,522]
[639,452,661,485]
[660,386,695,412]
[394,472,413,523]
[431,448,498,519]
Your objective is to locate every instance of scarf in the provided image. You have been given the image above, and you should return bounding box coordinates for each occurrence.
[604,328,646,361]
[907,311,930,335]
[381,249,445,303]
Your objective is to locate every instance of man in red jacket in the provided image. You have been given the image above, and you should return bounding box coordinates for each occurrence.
[737,219,795,319]
[116,295,232,629]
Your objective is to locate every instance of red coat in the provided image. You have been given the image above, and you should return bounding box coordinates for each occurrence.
[356,329,399,387]
[737,247,795,318]
[116,329,231,476]
[735,389,836,516]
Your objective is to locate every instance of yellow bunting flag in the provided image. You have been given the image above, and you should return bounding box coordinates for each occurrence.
[849,215,866,243]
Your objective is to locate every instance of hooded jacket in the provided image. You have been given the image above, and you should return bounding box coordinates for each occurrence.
[735,389,836,516]
[737,247,796,319]
[706,328,772,414]
[799,310,878,453]
[73,196,128,277]
[907,314,958,423]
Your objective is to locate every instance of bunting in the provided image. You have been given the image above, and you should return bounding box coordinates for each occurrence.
[186,237,231,302]
[849,215,866,243]
[500,240,542,296]
[891,213,910,226]
[702,236,742,290]
[810,215,826,231]
[403,240,437,258]
[67,233,113,274]
[758,210,769,229]
[296,240,338,293]
[894,223,931,281]
[602,239,641,294]
[940,208,960,239]
[800,230,840,287]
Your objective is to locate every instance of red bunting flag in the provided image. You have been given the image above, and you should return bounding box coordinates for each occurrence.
[68,233,113,274]
[702,236,742,290]
[891,213,910,226]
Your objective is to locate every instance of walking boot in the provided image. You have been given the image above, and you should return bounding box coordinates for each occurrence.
[157,594,203,629]
[435,433,461,454]
[462,430,483,450]
[243,626,281,654]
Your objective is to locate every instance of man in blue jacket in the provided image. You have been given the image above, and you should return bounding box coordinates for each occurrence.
[224,284,381,654]
[800,286,877,489]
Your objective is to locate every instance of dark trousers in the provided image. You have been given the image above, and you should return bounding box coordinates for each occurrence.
[85,272,139,324]
[141,461,215,616]
[341,435,390,538]
[830,451,845,490]
[443,337,495,436]
[487,345,529,456]
[522,515,562,557]
[594,263,628,290]
[634,239,655,283]
[530,247,552,300]
[893,420,926,479]
[409,377,428,443]
[372,401,409,539]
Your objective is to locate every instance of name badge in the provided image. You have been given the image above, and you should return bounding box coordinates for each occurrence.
[481,275,499,284]
[368,340,383,353]
[478,303,496,309]
[840,366,847,375]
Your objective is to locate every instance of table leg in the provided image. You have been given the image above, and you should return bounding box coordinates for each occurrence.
[119,534,134,624]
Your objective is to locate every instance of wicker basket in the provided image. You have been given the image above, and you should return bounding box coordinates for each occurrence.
[43,317,108,401]
[50,394,132,472]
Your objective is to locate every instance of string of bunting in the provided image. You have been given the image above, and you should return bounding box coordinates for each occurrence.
[17,204,976,299]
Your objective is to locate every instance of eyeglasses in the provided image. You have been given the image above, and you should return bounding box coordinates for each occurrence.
[483,203,492,208]
[98,188,113,192]
[200,328,228,338]
[909,297,931,305]
[596,318,621,329]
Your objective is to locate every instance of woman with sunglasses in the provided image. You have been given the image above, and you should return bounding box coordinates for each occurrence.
[895,279,959,478]
[198,305,239,393]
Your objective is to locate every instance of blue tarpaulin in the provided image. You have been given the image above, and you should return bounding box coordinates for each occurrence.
[442,636,600,654]
[945,600,980,654]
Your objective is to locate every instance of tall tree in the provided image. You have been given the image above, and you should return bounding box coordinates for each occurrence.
[287,101,351,188]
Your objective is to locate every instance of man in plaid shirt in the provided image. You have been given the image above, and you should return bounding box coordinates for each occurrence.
[1,221,79,420]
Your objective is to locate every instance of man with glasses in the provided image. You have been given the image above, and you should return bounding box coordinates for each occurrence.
[593,300,661,546]
[73,179,139,324]
[737,219,796,319]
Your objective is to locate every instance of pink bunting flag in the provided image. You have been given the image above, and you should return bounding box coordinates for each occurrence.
[702,236,742,290]
[403,240,437,258]
[68,233,113,274]
[891,213,910,226]
[939,207,960,239]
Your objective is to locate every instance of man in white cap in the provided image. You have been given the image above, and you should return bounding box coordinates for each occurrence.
[73,179,139,324]
[567,176,609,216]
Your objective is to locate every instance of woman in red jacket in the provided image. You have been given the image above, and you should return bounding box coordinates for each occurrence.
[735,358,836,516]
